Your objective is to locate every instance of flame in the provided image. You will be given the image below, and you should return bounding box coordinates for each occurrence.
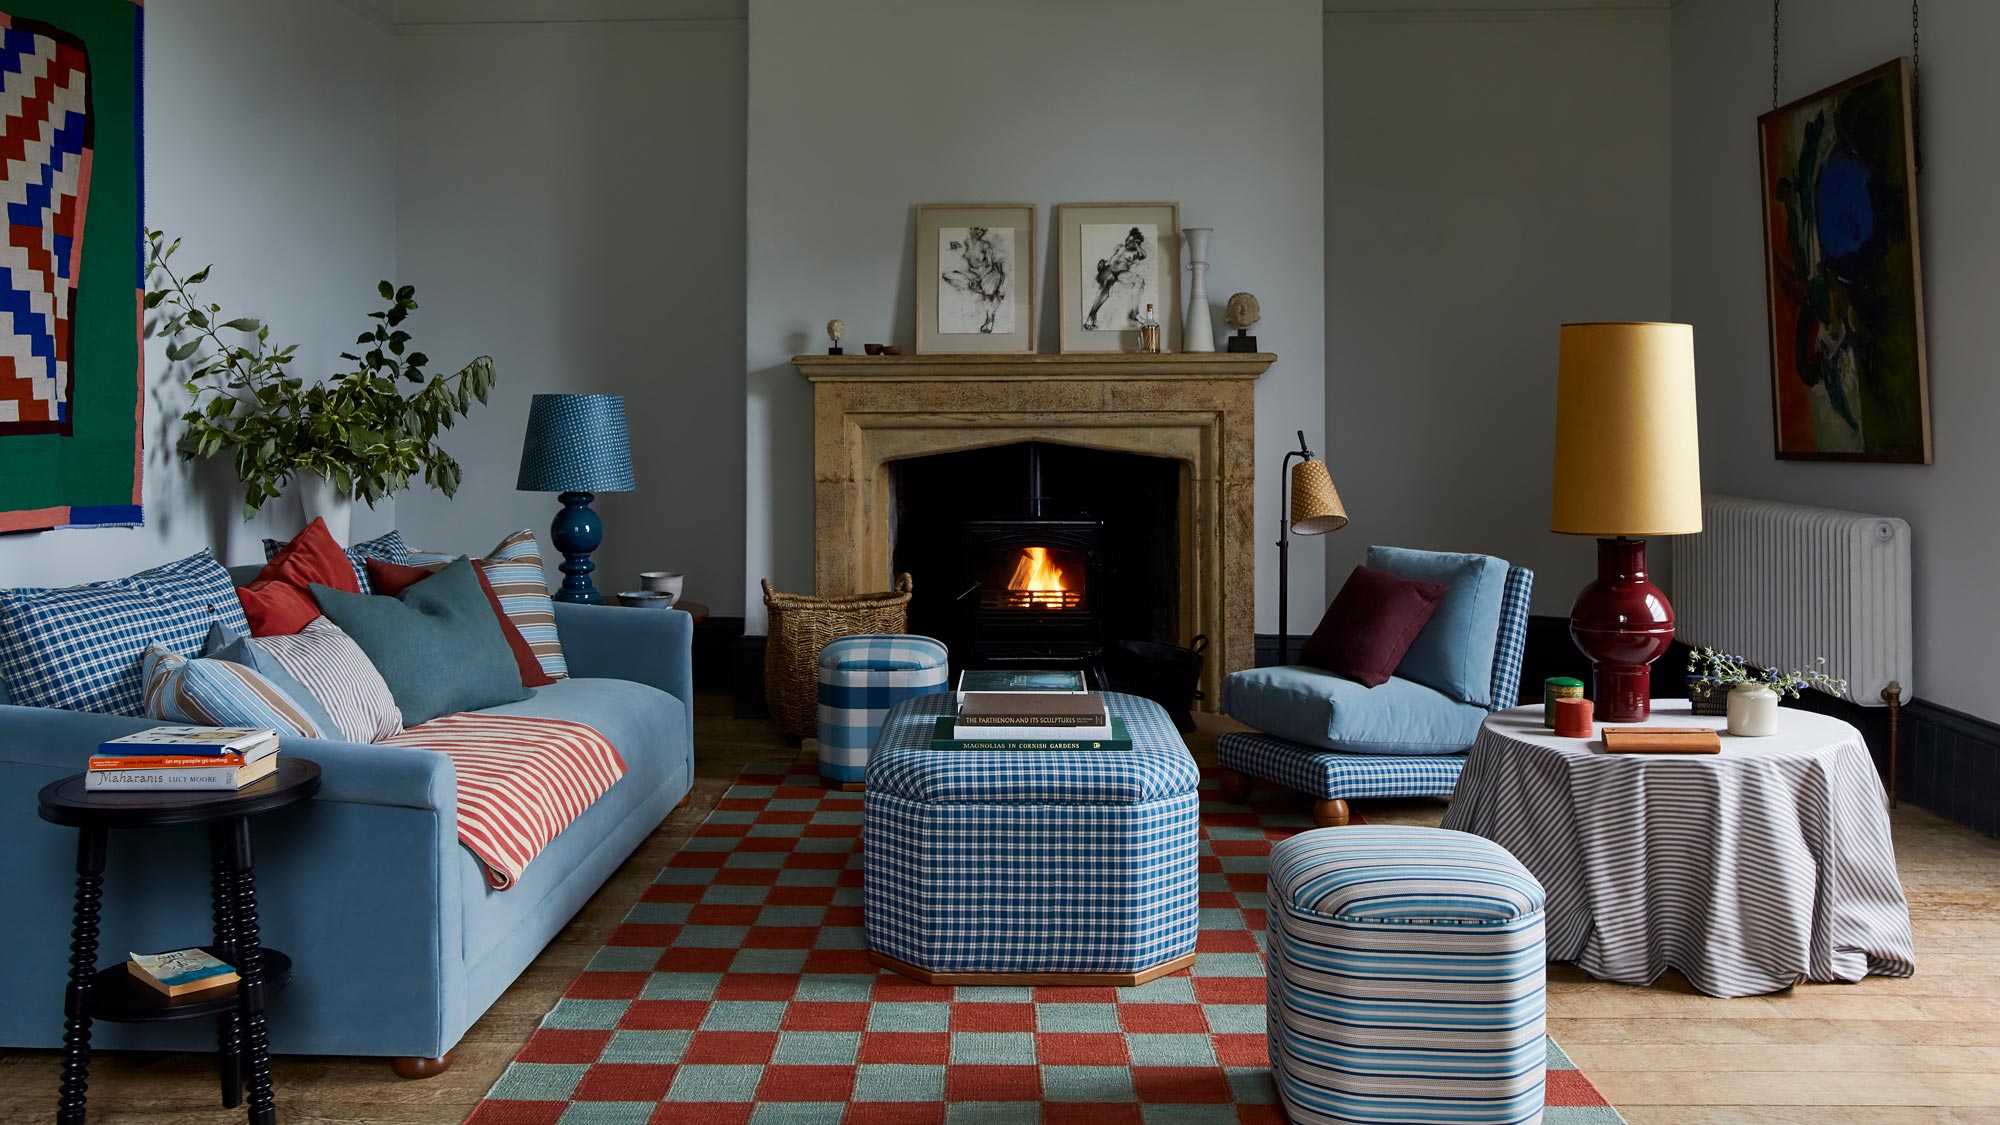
[1008,546,1069,593]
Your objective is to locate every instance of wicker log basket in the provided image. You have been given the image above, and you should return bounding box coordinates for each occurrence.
[761,574,915,737]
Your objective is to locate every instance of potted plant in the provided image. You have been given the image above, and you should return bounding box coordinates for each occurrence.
[1685,648,1849,717]
[146,231,495,540]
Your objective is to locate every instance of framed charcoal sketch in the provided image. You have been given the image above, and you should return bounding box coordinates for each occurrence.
[915,203,1037,354]
[1057,203,1179,354]
[1758,59,1930,463]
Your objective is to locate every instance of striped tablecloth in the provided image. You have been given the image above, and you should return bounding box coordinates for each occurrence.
[1441,701,1915,998]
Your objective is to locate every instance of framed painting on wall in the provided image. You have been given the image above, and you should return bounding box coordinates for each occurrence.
[1758,58,1930,463]
[1057,202,1179,354]
[915,203,1036,354]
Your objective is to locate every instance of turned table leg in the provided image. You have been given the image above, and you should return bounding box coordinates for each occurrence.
[57,826,108,1125]
[210,822,244,1109]
[224,817,277,1125]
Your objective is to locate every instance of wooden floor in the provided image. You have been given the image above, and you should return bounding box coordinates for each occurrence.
[3,694,1997,1123]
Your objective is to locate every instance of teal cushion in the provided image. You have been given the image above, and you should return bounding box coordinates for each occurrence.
[309,557,531,727]
[1222,664,1485,756]
[203,622,340,738]
[1364,546,1508,707]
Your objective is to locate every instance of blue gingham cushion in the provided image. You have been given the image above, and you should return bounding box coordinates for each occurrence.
[818,634,948,672]
[0,550,253,716]
[262,529,419,594]
[1218,731,1464,801]
[1487,565,1533,711]
[869,690,1198,805]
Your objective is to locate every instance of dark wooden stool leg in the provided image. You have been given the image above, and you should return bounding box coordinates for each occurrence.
[57,826,108,1125]
[225,817,277,1125]
[1218,769,1253,804]
[210,822,244,1109]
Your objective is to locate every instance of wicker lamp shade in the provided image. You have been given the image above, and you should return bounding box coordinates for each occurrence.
[1289,459,1348,536]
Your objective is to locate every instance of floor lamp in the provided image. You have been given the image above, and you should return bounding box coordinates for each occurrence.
[1277,430,1349,665]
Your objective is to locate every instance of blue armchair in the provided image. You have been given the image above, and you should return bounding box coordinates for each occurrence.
[1217,547,1532,827]
[0,600,693,1074]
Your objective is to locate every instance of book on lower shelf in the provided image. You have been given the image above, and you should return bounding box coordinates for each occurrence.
[84,753,279,791]
[932,716,1132,751]
[128,948,239,998]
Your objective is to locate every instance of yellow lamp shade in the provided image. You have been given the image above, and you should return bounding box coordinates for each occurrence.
[1289,458,1348,535]
[1550,322,1702,536]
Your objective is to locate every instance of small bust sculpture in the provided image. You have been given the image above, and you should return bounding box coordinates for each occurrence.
[826,319,845,355]
[1224,292,1260,331]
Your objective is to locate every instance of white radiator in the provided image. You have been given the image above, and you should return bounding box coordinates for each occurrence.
[1669,494,1913,706]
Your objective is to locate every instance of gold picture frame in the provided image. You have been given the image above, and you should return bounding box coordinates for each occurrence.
[1057,202,1179,354]
[915,203,1037,354]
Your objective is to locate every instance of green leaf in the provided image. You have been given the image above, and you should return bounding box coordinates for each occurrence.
[143,290,169,309]
[395,284,415,302]
[167,339,203,362]
[186,265,211,285]
[221,318,262,333]
[187,308,209,329]
[378,280,395,300]
[407,351,429,368]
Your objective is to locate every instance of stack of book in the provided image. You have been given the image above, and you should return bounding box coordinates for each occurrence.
[87,726,281,792]
[933,670,1131,751]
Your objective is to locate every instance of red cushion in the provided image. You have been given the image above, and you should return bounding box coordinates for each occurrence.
[366,557,557,689]
[1298,565,1450,687]
[237,517,360,636]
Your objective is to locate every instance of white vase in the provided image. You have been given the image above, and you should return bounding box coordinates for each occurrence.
[1726,682,1780,737]
[297,472,353,546]
[1182,227,1215,353]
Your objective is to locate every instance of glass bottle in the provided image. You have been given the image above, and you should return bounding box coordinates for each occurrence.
[1138,303,1162,354]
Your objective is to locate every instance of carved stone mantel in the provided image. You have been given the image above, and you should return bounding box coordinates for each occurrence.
[795,352,1272,706]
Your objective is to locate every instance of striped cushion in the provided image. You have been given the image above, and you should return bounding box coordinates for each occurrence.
[249,617,403,743]
[0,550,252,716]
[1267,826,1547,1125]
[262,529,430,594]
[474,530,566,680]
[141,646,329,739]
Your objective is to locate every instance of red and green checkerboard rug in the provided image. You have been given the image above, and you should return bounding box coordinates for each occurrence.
[467,762,1625,1124]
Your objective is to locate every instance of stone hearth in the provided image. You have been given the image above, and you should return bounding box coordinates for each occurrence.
[792,352,1272,705]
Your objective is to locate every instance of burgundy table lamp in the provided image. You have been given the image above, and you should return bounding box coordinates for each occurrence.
[1549,322,1702,722]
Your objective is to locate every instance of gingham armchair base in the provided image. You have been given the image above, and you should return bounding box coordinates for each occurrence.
[1216,731,1466,828]
[863,691,1203,983]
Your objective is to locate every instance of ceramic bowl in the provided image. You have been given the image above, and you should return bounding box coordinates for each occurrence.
[638,571,685,599]
[618,591,678,610]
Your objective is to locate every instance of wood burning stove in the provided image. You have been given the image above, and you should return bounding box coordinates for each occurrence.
[955,445,1108,676]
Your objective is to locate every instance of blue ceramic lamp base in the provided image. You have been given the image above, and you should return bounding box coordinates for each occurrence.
[550,491,605,604]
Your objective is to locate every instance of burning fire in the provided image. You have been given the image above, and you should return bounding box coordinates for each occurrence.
[1005,547,1078,609]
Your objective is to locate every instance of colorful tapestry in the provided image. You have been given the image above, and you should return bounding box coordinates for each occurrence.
[0,1,143,531]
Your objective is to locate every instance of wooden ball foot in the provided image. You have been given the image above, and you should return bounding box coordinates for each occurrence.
[1218,769,1252,804]
[1311,798,1351,828]
[391,1051,454,1080]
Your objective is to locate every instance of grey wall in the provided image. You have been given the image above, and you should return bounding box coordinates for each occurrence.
[1322,8,1672,616]
[0,0,397,588]
[743,0,1327,637]
[393,11,748,610]
[1672,0,1998,721]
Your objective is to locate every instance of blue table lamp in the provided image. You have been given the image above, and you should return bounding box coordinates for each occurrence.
[516,393,635,604]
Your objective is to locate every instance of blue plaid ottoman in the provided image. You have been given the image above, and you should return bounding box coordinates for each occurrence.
[814,634,949,789]
[1217,731,1466,826]
[863,690,1202,984]
[1268,826,1547,1125]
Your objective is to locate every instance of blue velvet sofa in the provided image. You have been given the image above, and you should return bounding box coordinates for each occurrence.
[0,600,694,1072]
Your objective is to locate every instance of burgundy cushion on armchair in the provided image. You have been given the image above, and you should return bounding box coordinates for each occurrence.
[1298,565,1450,686]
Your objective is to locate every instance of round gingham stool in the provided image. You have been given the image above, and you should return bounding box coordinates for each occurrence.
[814,635,948,789]
[1266,826,1548,1125]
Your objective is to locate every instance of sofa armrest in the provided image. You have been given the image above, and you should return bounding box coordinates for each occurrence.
[553,601,694,719]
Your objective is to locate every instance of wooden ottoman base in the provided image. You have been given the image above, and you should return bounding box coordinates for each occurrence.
[868,950,1196,988]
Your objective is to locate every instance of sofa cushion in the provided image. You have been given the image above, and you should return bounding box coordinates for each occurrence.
[261,528,447,593]
[311,558,532,727]
[0,550,251,716]
[367,558,556,690]
[238,518,362,636]
[204,622,342,737]
[1222,664,1485,756]
[141,645,329,739]
[251,617,405,742]
[1298,565,1448,687]
[1365,546,1508,708]
[468,530,567,681]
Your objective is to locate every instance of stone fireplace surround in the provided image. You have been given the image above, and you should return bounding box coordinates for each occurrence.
[792,352,1272,706]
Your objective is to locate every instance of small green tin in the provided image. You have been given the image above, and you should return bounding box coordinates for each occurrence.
[1543,677,1585,727]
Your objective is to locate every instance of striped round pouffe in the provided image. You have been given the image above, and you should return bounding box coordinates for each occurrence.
[814,634,949,788]
[1267,826,1548,1125]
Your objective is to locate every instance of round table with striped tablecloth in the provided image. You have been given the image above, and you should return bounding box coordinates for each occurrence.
[1440,701,1916,998]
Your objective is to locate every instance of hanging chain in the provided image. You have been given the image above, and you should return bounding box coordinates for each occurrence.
[1772,0,1782,108]
[1912,0,1923,173]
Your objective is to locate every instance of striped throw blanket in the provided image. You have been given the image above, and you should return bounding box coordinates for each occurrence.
[384,713,626,890]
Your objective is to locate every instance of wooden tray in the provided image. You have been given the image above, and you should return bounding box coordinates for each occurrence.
[1602,726,1721,754]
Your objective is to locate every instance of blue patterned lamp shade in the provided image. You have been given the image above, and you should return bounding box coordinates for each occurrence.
[516,394,636,493]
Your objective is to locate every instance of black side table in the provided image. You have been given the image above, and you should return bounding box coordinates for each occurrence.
[37,757,322,1125]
